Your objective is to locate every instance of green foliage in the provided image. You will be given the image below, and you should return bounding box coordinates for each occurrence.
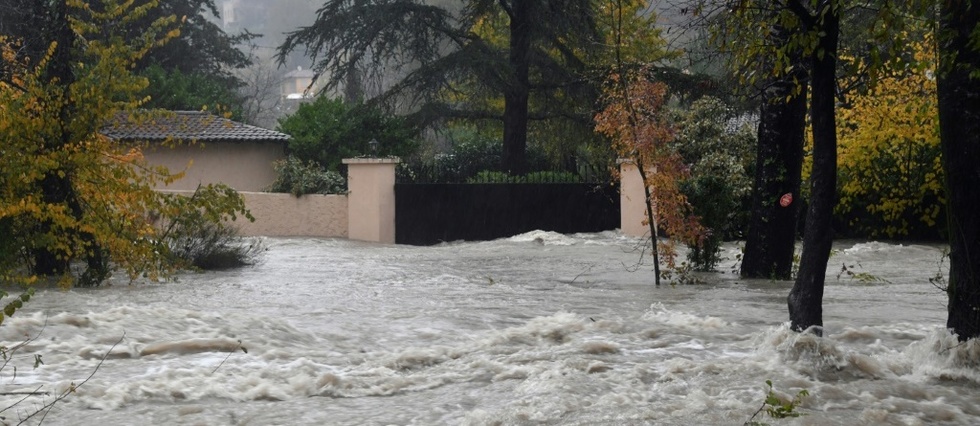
[165,212,263,271]
[523,171,583,183]
[465,170,582,184]
[140,64,244,119]
[0,289,33,327]
[399,124,552,183]
[277,96,420,172]
[134,0,255,92]
[673,97,756,271]
[277,0,676,173]
[267,156,347,196]
[745,380,809,426]
[468,171,515,184]
[128,0,257,123]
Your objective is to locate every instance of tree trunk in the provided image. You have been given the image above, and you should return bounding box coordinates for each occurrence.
[937,1,980,341]
[501,0,530,174]
[634,158,661,285]
[31,0,108,284]
[788,2,838,335]
[741,72,807,280]
[33,0,76,276]
[741,5,807,280]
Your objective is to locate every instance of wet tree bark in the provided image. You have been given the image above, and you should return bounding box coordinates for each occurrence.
[937,1,980,341]
[788,1,838,334]
[33,0,76,276]
[741,68,807,279]
[501,0,530,174]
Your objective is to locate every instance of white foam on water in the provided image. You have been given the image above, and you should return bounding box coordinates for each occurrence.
[506,229,579,246]
[0,237,974,425]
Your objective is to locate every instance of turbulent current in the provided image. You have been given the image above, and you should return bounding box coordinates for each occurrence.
[1,231,976,425]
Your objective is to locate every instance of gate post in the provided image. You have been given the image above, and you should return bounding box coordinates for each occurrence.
[619,159,650,238]
[342,158,400,244]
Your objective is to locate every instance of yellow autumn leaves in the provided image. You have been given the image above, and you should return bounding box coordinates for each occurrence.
[834,35,942,238]
[1,0,249,287]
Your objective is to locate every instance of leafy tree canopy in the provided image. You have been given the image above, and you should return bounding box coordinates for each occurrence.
[135,0,256,85]
[277,96,421,172]
[277,0,675,172]
[1,0,257,119]
[835,34,942,239]
[140,63,246,120]
[594,72,705,284]
[0,0,250,287]
[133,0,257,117]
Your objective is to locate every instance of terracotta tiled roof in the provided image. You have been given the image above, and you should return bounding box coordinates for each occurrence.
[103,110,290,144]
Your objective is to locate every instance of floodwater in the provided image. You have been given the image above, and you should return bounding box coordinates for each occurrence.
[0,231,976,425]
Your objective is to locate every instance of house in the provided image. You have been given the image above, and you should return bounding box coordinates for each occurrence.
[103,111,289,192]
[282,66,316,100]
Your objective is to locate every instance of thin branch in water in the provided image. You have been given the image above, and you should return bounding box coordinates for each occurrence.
[210,340,246,375]
[2,385,45,419]
[17,333,126,426]
[1,319,48,386]
[0,391,48,396]
[570,265,595,284]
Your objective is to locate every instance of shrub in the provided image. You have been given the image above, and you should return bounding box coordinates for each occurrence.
[524,171,583,183]
[467,170,517,183]
[164,210,264,271]
[672,97,756,271]
[464,170,584,184]
[267,156,347,196]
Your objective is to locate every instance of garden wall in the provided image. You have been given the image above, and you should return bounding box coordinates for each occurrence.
[160,159,646,243]
[160,190,348,238]
[237,192,348,238]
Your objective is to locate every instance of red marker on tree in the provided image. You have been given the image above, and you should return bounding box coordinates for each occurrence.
[779,193,793,207]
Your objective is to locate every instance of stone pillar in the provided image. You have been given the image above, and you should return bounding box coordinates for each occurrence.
[619,160,651,238]
[342,158,400,244]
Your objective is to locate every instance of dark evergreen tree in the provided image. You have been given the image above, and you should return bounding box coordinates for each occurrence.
[133,0,255,113]
[1,0,254,114]
[937,0,980,341]
[276,0,601,173]
[134,0,255,89]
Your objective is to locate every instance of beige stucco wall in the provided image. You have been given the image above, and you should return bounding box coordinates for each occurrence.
[620,161,652,238]
[161,190,348,238]
[152,156,398,242]
[237,192,347,237]
[343,158,398,244]
[143,142,285,192]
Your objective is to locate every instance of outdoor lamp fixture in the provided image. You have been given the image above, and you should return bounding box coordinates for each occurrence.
[368,139,379,156]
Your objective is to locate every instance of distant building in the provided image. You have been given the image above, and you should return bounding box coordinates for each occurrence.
[104,111,289,192]
[221,0,268,35]
[282,66,316,100]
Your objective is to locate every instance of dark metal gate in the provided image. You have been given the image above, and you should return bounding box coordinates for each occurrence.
[395,183,620,245]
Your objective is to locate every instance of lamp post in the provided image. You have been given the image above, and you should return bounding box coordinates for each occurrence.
[368,139,379,157]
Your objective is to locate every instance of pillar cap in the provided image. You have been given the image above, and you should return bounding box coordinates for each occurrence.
[342,157,401,165]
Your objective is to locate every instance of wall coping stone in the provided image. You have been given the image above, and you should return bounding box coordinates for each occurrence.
[342,157,401,165]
